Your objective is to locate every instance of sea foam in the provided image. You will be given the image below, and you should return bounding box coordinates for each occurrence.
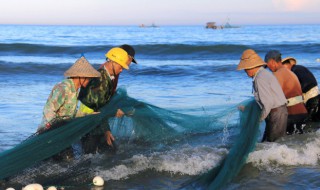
[97,145,228,180]
[247,130,320,171]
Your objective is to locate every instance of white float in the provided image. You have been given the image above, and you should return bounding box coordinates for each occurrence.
[6,188,15,190]
[47,186,57,190]
[93,176,104,186]
[23,184,43,190]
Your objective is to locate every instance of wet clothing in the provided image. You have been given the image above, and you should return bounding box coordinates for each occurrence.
[252,67,288,142]
[305,95,320,121]
[273,67,308,133]
[291,65,320,121]
[287,114,307,134]
[81,134,111,154]
[38,79,78,131]
[262,105,288,142]
[78,65,115,153]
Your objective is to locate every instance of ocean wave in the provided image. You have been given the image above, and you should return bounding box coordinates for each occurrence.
[0,60,239,76]
[0,43,110,56]
[0,61,101,75]
[1,43,319,60]
[247,130,320,172]
[97,145,228,181]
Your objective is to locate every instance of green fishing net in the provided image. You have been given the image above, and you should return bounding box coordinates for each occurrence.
[182,98,262,189]
[0,88,261,190]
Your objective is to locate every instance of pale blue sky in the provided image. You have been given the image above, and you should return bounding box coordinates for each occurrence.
[0,0,319,25]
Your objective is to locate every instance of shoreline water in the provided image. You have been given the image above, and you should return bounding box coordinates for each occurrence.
[0,24,320,189]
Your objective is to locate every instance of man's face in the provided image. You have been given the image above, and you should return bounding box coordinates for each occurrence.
[113,62,123,75]
[127,56,133,66]
[245,68,255,78]
[80,78,90,88]
[266,59,277,72]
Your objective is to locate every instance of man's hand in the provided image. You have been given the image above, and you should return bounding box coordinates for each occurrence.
[115,109,125,118]
[105,131,115,147]
[238,105,245,112]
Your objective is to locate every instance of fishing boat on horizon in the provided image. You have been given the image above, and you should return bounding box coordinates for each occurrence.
[205,18,240,29]
[139,23,159,28]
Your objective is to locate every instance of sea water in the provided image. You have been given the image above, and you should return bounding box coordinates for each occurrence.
[0,24,320,189]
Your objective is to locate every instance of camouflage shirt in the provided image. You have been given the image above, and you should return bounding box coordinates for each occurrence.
[39,79,78,130]
[78,66,114,133]
[79,66,114,111]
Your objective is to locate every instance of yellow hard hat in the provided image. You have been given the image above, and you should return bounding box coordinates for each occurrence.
[105,47,129,70]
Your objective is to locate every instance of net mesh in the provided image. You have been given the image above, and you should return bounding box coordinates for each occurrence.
[0,88,261,189]
[181,98,262,189]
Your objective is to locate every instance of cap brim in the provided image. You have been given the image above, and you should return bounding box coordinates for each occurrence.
[132,57,137,64]
[281,57,296,65]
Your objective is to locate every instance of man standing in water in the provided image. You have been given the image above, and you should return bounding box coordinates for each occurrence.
[37,56,101,160]
[78,47,134,154]
[38,56,101,132]
[282,57,320,121]
[265,50,308,134]
[237,49,288,142]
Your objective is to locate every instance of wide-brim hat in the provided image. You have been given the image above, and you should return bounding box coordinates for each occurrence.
[64,56,101,78]
[282,57,297,65]
[237,49,266,70]
[120,44,137,64]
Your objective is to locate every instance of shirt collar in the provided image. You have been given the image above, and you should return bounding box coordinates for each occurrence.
[104,65,115,80]
[253,67,264,81]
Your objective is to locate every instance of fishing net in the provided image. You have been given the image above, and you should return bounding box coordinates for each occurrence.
[182,98,262,189]
[0,88,260,189]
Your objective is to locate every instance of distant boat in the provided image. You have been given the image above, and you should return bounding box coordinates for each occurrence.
[205,22,223,29]
[223,18,240,28]
[139,23,159,28]
[205,19,240,29]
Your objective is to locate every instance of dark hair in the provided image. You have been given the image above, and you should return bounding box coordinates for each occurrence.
[282,60,290,65]
[264,50,282,63]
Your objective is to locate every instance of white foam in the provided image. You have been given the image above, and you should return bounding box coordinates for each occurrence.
[97,145,227,180]
[247,131,320,171]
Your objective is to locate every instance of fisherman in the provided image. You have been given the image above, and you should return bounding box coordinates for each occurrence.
[265,50,308,134]
[37,56,101,160]
[111,44,138,94]
[237,49,288,142]
[38,56,101,132]
[78,47,135,154]
[108,44,138,118]
[282,57,320,121]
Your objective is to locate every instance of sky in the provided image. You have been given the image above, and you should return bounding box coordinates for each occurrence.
[0,0,319,26]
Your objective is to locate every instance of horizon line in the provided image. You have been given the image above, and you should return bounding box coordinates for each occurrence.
[0,23,320,27]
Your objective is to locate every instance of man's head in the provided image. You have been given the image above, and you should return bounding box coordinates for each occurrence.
[281,57,296,70]
[105,47,129,75]
[237,49,266,78]
[119,44,137,65]
[64,56,101,87]
[264,50,282,72]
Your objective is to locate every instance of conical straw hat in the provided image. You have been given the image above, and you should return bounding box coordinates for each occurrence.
[282,57,297,65]
[64,56,101,78]
[237,49,266,70]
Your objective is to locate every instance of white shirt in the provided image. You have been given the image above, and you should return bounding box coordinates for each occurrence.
[253,67,287,120]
